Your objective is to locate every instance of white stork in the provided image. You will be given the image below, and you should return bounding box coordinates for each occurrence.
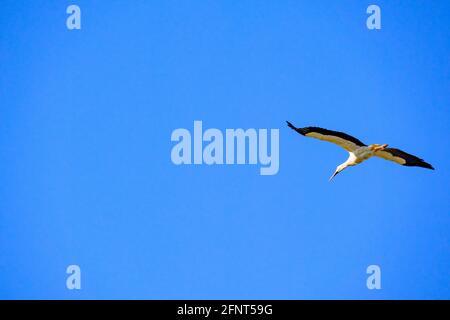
[287,121,434,181]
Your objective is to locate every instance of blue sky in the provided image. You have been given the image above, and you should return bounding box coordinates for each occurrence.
[0,1,449,299]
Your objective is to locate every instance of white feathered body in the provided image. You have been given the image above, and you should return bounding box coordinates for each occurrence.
[346,146,375,166]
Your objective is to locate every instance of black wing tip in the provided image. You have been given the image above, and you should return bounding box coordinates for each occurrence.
[286,121,296,129]
[404,161,435,170]
[286,121,307,136]
[416,159,434,170]
[420,163,435,170]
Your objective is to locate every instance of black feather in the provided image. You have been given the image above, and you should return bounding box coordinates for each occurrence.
[286,121,366,147]
[384,148,435,170]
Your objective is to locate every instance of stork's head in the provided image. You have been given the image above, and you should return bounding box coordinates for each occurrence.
[329,164,347,181]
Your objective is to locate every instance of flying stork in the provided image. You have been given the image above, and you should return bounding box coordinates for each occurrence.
[286,121,434,181]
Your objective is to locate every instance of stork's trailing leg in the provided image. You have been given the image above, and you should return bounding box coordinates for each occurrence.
[370,144,388,151]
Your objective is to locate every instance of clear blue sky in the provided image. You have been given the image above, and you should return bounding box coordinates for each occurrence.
[0,1,449,299]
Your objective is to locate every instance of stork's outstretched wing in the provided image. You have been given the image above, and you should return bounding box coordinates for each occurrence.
[286,121,366,152]
[374,148,434,170]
